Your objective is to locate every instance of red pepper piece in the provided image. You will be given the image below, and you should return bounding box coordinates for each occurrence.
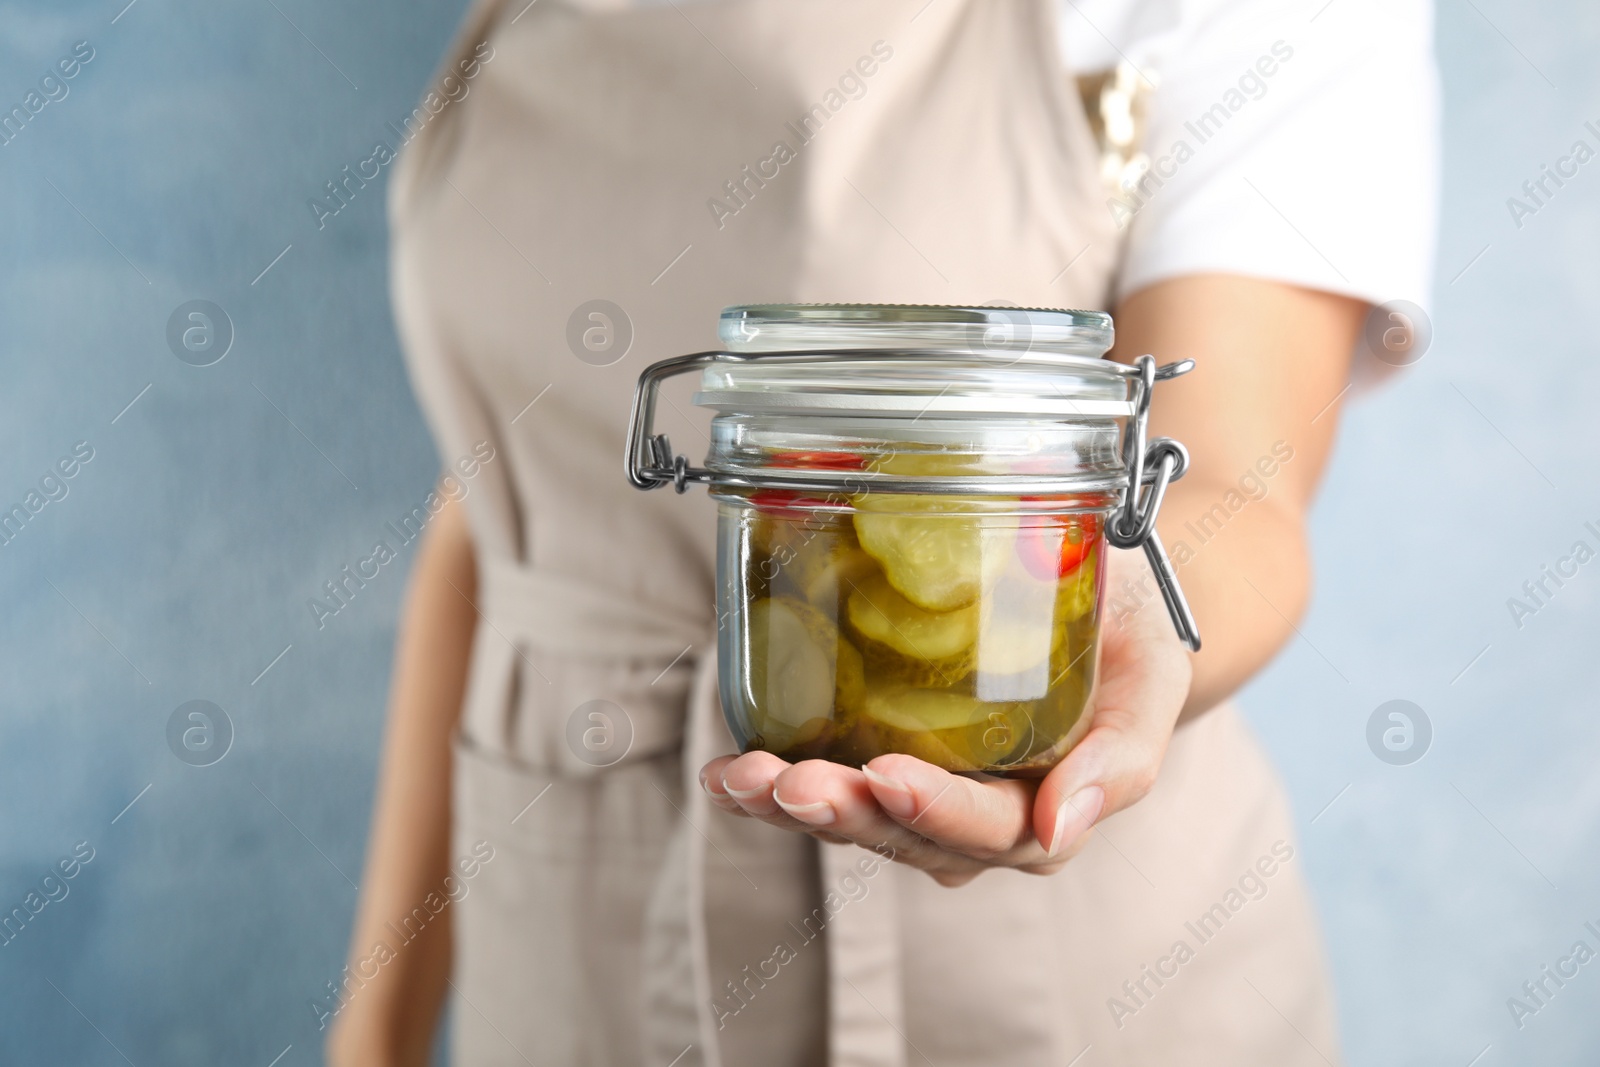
[1016,501,1100,580]
[769,450,868,471]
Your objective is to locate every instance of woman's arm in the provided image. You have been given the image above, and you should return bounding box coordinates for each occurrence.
[1111,274,1366,717]
[701,274,1367,880]
[327,491,478,1066]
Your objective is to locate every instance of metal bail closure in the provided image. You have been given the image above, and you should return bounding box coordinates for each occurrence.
[1105,355,1202,652]
[626,352,723,493]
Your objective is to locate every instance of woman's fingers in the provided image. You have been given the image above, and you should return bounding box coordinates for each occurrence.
[714,754,987,881]
[699,754,748,816]
[709,752,858,844]
[715,751,807,823]
[1033,696,1180,859]
[859,754,1037,862]
[768,759,980,877]
[709,749,1085,883]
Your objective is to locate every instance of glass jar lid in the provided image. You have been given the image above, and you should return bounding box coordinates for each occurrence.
[699,304,1132,419]
[719,303,1114,355]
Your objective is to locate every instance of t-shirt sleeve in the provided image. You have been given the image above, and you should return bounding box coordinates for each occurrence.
[1113,0,1440,309]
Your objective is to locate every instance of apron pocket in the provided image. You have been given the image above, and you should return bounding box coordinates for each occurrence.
[460,623,705,776]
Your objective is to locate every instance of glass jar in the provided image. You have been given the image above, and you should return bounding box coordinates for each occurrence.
[627,305,1198,778]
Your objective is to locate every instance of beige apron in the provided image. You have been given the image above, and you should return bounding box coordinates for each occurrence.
[388,1,1343,1063]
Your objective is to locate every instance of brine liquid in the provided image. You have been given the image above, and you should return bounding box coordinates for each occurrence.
[720,495,1105,777]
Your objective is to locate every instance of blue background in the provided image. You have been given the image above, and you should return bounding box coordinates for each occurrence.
[0,0,1595,1064]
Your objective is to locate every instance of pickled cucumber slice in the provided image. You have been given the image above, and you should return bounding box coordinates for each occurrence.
[859,687,1036,772]
[747,598,834,729]
[846,573,977,686]
[857,634,975,688]
[852,498,1013,612]
[749,505,801,564]
[853,717,979,773]
[782,715,832,750]
[750,506,850,575]
[845,573,978,662]
[799,545,879,610]
[860,685,996,733]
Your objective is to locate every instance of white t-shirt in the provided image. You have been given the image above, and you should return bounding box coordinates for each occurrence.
[1060,0,1439,307]
[629,0,1440,308]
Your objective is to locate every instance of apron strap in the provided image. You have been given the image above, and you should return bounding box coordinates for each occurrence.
[680,650,728,1067]
[821,843,907,1067]
[478,553,709,659]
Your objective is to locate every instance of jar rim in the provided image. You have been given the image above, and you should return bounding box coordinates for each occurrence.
[719,303,1114,355]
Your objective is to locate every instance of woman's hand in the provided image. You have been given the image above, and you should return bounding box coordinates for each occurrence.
[700,548,1191,886]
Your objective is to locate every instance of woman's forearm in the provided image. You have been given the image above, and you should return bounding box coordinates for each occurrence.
[1155,478,1312,717]
[328,492,478,1066]
[1109,275,1367,720]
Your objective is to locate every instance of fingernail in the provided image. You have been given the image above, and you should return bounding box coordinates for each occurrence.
[1048,785,1105,858]
[861,765,916,819]
[774,790,837,826]
[723,779,768,801]
[700,770,727,799]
